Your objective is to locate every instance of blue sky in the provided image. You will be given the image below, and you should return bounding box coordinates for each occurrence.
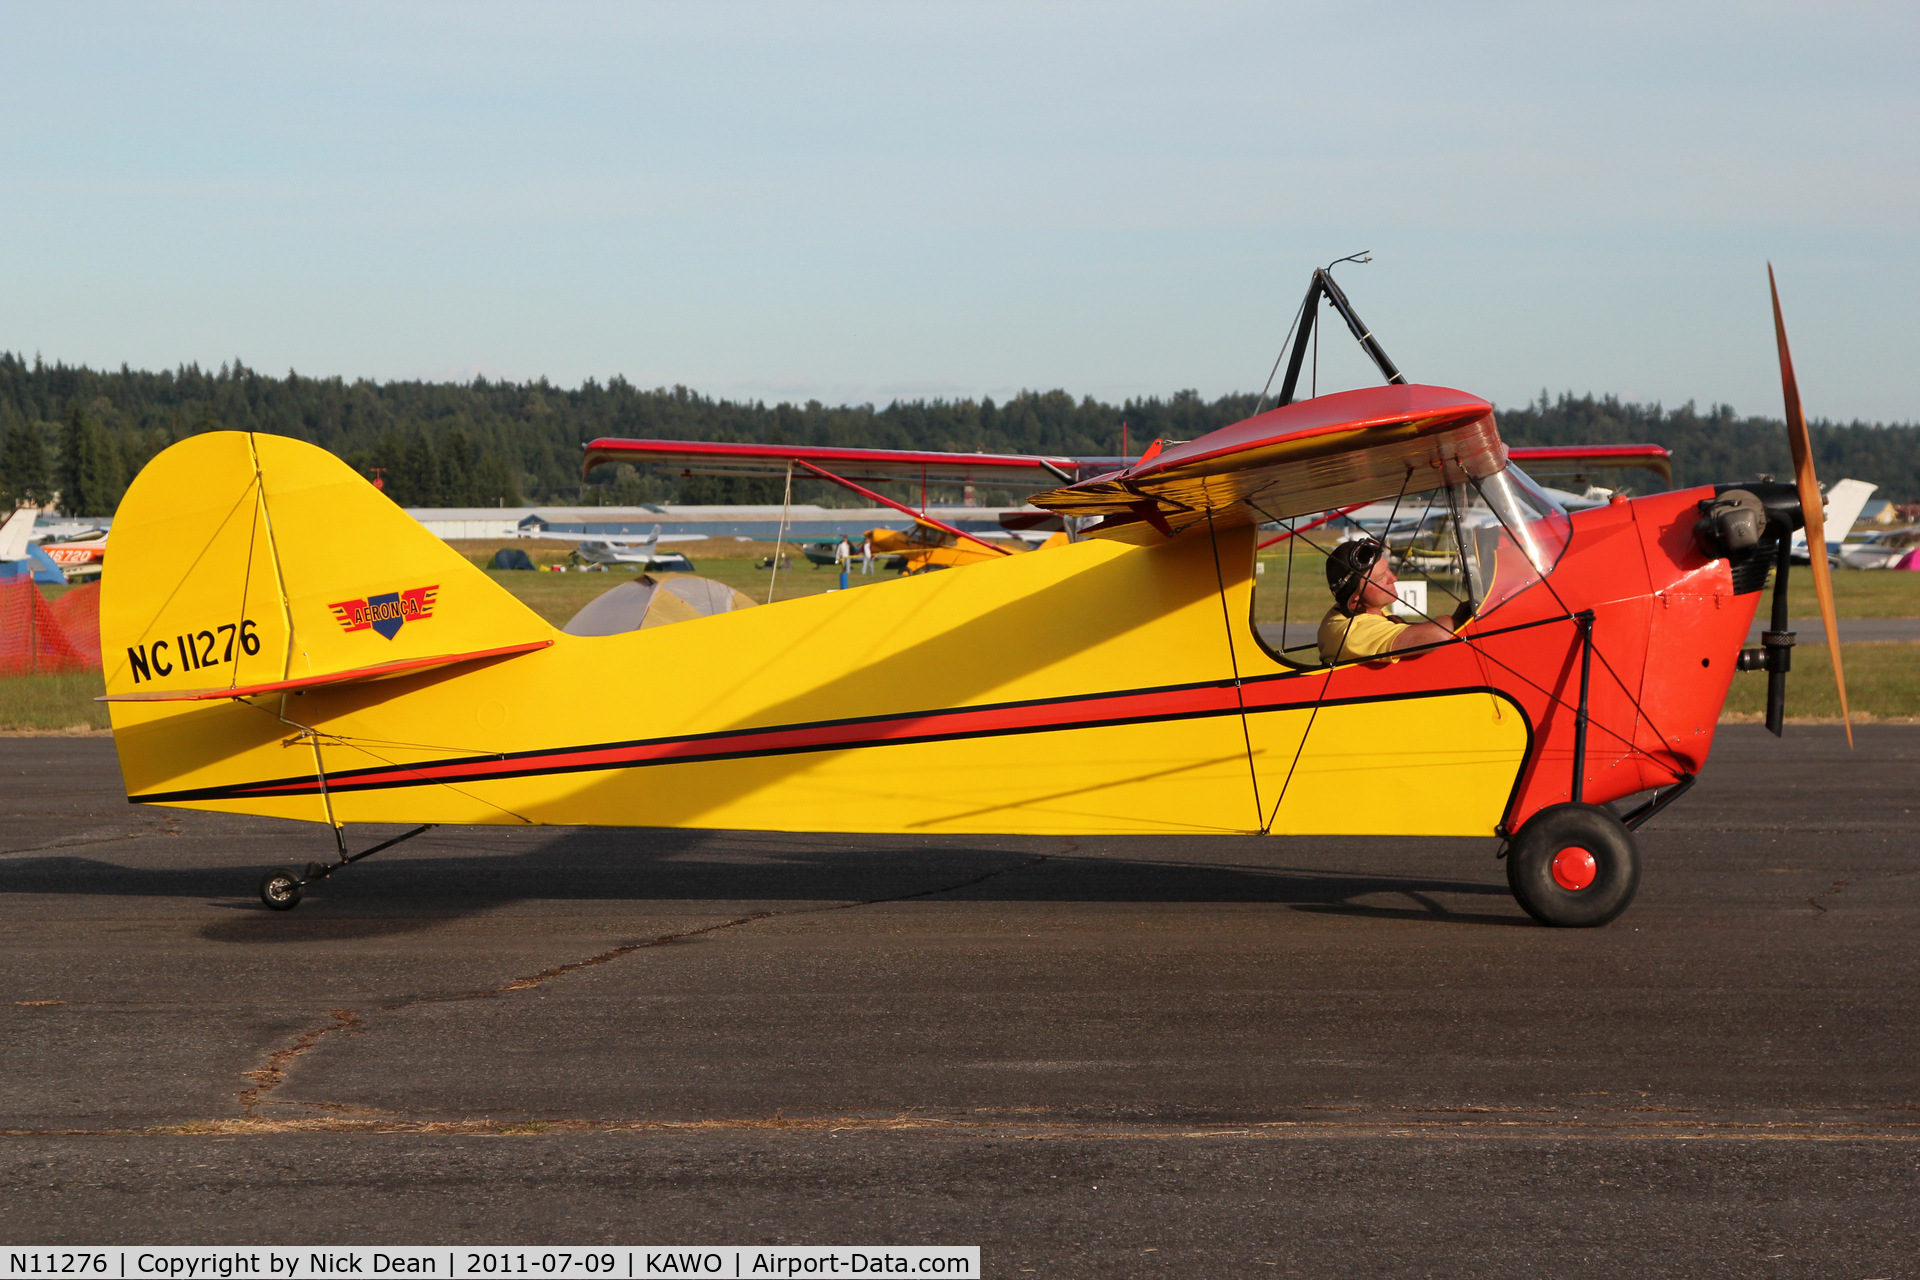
[2,1,1914,420]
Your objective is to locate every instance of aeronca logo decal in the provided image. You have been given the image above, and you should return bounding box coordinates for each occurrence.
[328,586,438,640]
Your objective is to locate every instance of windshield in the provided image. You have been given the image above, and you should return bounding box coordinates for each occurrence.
[1246,461,1572,670]
[1461,464,1572,617]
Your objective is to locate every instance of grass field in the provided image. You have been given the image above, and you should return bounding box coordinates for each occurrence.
[1720,642,1920,723]
[0,672,113,732]
[445,538,881,626]
[1775,568,1920,618]
[5,543,1918,731]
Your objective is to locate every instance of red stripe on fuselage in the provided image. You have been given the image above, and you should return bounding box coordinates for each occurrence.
[190,680,1250,801]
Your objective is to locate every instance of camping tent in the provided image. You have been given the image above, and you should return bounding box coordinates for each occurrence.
[562,575,757,636]
[490,547,537,571]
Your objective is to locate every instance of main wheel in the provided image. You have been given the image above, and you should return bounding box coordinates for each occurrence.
[1505,803,1639,927]
[259,867,305,911]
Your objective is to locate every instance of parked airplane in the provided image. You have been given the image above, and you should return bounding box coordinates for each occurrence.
[0,508,68,585]
[1839,527,1920,570]
[536,525,704,571]
[1788,478,1876,565]
[39,531,108,577]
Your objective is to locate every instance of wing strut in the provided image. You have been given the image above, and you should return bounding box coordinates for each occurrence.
[1275,267,1407,407]
[791,459,1013,557]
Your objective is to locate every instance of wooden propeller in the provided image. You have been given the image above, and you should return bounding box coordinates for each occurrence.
[1768,264,1852,747]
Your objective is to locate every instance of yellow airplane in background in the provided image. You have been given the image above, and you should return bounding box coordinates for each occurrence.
[853,523,1067,574]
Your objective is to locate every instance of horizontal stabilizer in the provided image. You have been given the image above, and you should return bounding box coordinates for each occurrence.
[98,639,550,702]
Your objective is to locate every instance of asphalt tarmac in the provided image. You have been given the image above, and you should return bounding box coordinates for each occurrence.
[2,728,1916,1276]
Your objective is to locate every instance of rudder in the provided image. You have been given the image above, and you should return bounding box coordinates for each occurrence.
[102,431,550,814]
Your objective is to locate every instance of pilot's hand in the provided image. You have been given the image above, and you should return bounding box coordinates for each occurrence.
[1451,599,1476,628]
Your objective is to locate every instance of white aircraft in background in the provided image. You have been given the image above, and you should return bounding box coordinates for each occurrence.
[532,524,706,569]
[27,519,100,543]
[1,508,69,584]
[0,507,35,561]
[1839,527,1920,571]
[1789,478,1877,566]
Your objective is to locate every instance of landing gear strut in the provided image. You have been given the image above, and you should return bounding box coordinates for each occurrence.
[255,824,436,911]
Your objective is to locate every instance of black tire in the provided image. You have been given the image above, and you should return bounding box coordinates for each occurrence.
[1505,802,1639,927]
[259,867,304,911]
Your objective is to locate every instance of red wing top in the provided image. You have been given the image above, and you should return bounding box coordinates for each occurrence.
[1026,384,1502,543]
[583,438,1079,487]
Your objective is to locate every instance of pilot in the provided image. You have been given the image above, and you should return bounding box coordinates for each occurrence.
[1317,539,1472,665]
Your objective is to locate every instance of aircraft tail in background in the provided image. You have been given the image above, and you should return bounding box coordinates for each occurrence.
[1791,478,1877,561]
[0,507,36,562]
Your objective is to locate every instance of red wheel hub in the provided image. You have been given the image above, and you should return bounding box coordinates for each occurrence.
[1552,846,1598,892]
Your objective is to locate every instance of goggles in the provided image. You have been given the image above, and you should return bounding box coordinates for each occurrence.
[1330,540,1386,612]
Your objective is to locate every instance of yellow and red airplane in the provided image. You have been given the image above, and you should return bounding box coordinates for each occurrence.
[97,267,1847,928]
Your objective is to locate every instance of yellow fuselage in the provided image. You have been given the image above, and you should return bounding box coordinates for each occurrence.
[103,433,1527,838]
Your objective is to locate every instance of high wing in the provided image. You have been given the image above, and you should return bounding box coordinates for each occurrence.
[582,437,1079,558]
[1025,384,1503,544]
[1507,445,1673,487]
[582,438,1081,487]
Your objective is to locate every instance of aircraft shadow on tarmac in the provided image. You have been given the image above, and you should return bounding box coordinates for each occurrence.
[0,825,1527,941]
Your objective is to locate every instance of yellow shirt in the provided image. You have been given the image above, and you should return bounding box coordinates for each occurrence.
[1318,605,1405,665]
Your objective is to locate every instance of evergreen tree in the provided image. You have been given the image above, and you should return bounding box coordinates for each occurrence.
[473,450,522,506]
[364,434,408,503]
[3,419,52,508]
[438,430,476,505]
[0,351,1915,505]
[56,401,125,516]
[401,435,439,507]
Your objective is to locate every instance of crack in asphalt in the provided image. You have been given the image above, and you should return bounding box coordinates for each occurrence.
[1807,879,1849,913]
[237,848,1055,1118]
[7,1112,1920,1140]
[0,812,181,858]
[238,1009,361,1114]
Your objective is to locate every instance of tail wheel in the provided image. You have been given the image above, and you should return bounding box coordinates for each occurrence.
[259,867,305,911]
[1506,803,1639,927]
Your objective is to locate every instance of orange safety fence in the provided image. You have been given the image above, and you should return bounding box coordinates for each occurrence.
[48,580,102,668]
[0,578,101,675]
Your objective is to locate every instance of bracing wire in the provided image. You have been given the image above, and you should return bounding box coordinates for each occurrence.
[1252,252,1374,416]
[1279,518,1661,768]
[1263,467,1414,833]
[1252,295,1310,417]
[1240,488,1665,771]
[767,460,794,606]
[1206,508,1265,831]
[1464,474,1681,752]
